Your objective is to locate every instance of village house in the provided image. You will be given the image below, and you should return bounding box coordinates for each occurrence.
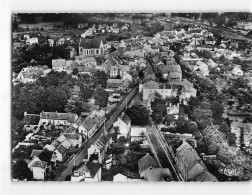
[38,111,78,127]
[79,37,108,56]
[113,112,131,138]
[16,65,51,83]
[73,109,106,139]
[28,157,49,180]
[175,141,217,181]
[194,61,209,76]
[71,160,102,182]
[107,79,123,91]
[87,133,113,164]
[231,121,252,148]
[138,153,160,179]
[130,126,147,143]
[26,37,38,45]
[141,80,197,104]
[158,64,182,81]
[23,112,40,131]
[75,56,97,67]
[52,58,68,72]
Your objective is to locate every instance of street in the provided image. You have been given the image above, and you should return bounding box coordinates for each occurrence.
[51,86,138,181]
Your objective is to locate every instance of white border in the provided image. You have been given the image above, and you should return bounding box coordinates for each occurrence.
[1,1,252,195]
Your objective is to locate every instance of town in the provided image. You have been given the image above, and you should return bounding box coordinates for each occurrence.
[11,13,252,182]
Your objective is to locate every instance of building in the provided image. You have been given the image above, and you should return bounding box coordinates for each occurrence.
[87,133,113,164]
[26,37,38,45]
[138,153,160,179]
[232,65,243,76]
[38,111,78,127]
[71,160,101,182]
[23,112,40,131]
[73,109,106,139]
[130,126,147,142]
[158,64,182,81]
[79,37,108,56]
[52,58,67,72]
[194,61,209,76]
[175,141,217,181]
[113,112,131,138]
[16,65,51,83]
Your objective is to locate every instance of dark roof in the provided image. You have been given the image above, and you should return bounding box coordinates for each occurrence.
[138,153,160,174]
[40,112,78,123]
[52,140,61,148]
[65,125,76,134]
[79,37,107,49]
[30,149,43,158]
[63,133,80,140]
[57,145,67,154]
[38,150,53,163]
[120,113,131,125]
[195,170,218,182]
[85,161,101,178]
[81,116,97,132]
[23,114,40,125]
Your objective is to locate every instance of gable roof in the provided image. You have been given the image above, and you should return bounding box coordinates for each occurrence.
[79,37,107,49]
[120,112,131,125]
[63,133,80,140]
[40,112,78,123]
[195,170,218,182]
[143,80,160,89]
[31,160,47,169]
[85,161,101,178]
[30,149,43,159]
[23,114,40,125]
[176,141,205,172]
[138,153,160,174]
[57,144,67,154]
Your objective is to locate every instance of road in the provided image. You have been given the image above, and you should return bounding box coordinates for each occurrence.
[146,124,183,181]
[50,86,138,181]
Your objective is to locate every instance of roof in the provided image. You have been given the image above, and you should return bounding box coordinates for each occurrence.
[57,144,67,154]
[52,140,61,148]
[145,168,171,181]
[40,112,78,123]
[79,37,107,49]
[159,65,182,74]
[52,59,66,67]
[176,141,205,172]
[23,114,40,125]
[63,133,80,140]
[94,133,113,150]
[31,160,47,169]
[30,149,43,158]
[85,161,101,178]
[65,125,76,134]
[138,153,160,174]
[120,112,131,125]
[195,170,218,182]
[143,80,160,89]
[107,79,123,88]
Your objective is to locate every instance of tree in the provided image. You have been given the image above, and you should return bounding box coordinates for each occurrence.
[211,101,224,124]
[151,98,166,114]
[12,159,33,180]
[126,105,149,126]
[72,68,79,75]
[79,85,94,101]
[151,111,163,124]
[91,70,108,88]
[64,99,77,113]
[94,87,109,108]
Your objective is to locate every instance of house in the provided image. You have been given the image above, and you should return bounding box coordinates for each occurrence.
[130,126,147,142]
[16,65,51,83]
[113,112,131,138]
[71,161,101,182]
[175,141,217,181]
[138,153,160,179]
[118,65,130,77]
[52,58,67,72]
[48,39,54,47]
[194,61,209,76]
[30,149,43,159]
[87,133,113,164]
[76,109,105,139]
[23,112,40,131]
[195,169,218,182]
[78,23,88,29]
[79,37,108,56]
[124,49,146,58]
[118,79,133,93]
[158,65,182,81]
[75,56,97,67]
[113,173,128,182]
[26,37,38,45]
[144,168,171,181]
[38,111,78,127]
[28,157,48,180]
[110,66,119,77]
[232,65,243,76]
[122,73,133,82]
[231,121,252,147]
[107,79,123,91]
[63,133,83,148]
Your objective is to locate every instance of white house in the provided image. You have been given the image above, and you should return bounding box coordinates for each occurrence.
[130,126,147,142]
[38,111,78,127]
[26,37,38,45]
[71,161,101,182]
[113,173,128,182]
[52,58,67,72]
[113,112,131,138]
[194,61,209,76]
[138,153,160,179]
